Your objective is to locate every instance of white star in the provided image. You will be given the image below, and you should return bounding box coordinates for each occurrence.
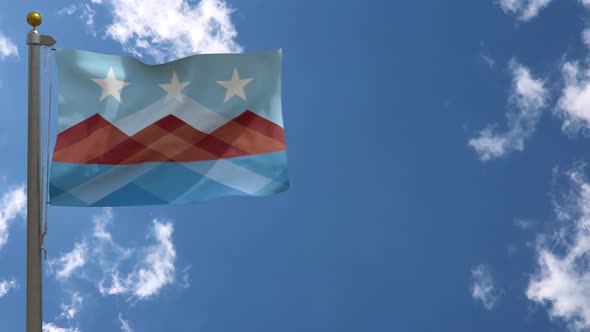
[217,68,254,102]
[159,70,191,103]
[91,68,130,103]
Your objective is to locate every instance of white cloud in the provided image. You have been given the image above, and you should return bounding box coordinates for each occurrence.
[514,218,538,230]
[58,4,97,36]
[0,186,26,250]
[48,242,87,280]
[555,62,590,135]
[80,5,97,36]
[42,323,80,332]
[51,209,178,300]
[470,264,500,310]
[180,265,191,289]
[582,28,590,50]
[75,0,241,61]
[57,5,77,15]
[59,292,83,320]
[469,61,547,161]
[90,208,134,272]
[133,221,175,298]
[481,54,496,69]
[118,313,133,332]
[48,209,134,282]
[98,271,127,296]
[99,220,176,299]
[498,0,553,21]
[526,166,590,330]
[0,32,18,60]
[0,279,17,297]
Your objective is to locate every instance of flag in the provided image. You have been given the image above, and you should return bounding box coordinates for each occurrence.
[49,48,288,206]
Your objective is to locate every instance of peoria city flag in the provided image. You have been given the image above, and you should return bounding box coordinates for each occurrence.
[49,48,288,206]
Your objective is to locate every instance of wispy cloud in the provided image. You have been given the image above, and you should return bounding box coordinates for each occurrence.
[0,279,17,297]
[556,61,590,135]
[470,264,500,310]
[48,242,87,280]
[99,220,176,299]
[57,4,97,36]
[65,0,242,61]
[469,61,547,161]
[118,313,133,332]
[57,4,77,15]
[526,165,590,330]
[582,28,590,50]
[498,0,553,21]
[481,54,496,69]
[514,218,538,230]
[0,186,26,250]
[42,323,80,332]
[0,32,18,60]
[180,265,191,289]
[50,209,178,300]
[59,292,84,320]
[90,208,134,272]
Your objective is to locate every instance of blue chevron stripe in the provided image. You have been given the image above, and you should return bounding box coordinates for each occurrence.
[49,151,288,206]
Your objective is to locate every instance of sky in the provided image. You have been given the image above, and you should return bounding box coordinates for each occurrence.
[3,0,590,331]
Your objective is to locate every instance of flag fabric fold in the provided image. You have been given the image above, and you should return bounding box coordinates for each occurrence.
[49,48,288,207]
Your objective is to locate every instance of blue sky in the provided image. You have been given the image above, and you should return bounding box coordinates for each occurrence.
[2,0,590,331]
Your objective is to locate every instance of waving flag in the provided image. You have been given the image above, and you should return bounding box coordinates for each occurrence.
[49,48,288,206]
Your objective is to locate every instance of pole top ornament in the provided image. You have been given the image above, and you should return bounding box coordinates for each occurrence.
[26,12,42,28]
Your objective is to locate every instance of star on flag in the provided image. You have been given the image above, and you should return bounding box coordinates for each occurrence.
[217,68,254,102]
[159,70,190,103]
[91,68,130,103]
[91,67,254,104]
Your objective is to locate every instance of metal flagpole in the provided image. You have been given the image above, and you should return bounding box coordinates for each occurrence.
[25,12,55,332]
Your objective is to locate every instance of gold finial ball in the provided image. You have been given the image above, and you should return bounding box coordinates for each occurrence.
[26,12,42,27]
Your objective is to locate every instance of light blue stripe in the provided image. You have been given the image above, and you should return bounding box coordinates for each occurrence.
[223,151,288,180]
[50,162,115,191]
[49,152,289,206]
[56,48,283,132]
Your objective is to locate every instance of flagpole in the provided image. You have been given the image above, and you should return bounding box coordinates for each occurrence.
[26,12,55,332]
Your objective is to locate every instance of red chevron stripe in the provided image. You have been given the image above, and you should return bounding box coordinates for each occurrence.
[233,110,286,143]
[53,114,111,152]
[53,111,286,165]
[53,116,131,163]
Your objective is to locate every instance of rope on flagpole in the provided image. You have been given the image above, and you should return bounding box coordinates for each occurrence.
[39,46,47,260]
[40,45,46,213]
[40,48,54,260]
